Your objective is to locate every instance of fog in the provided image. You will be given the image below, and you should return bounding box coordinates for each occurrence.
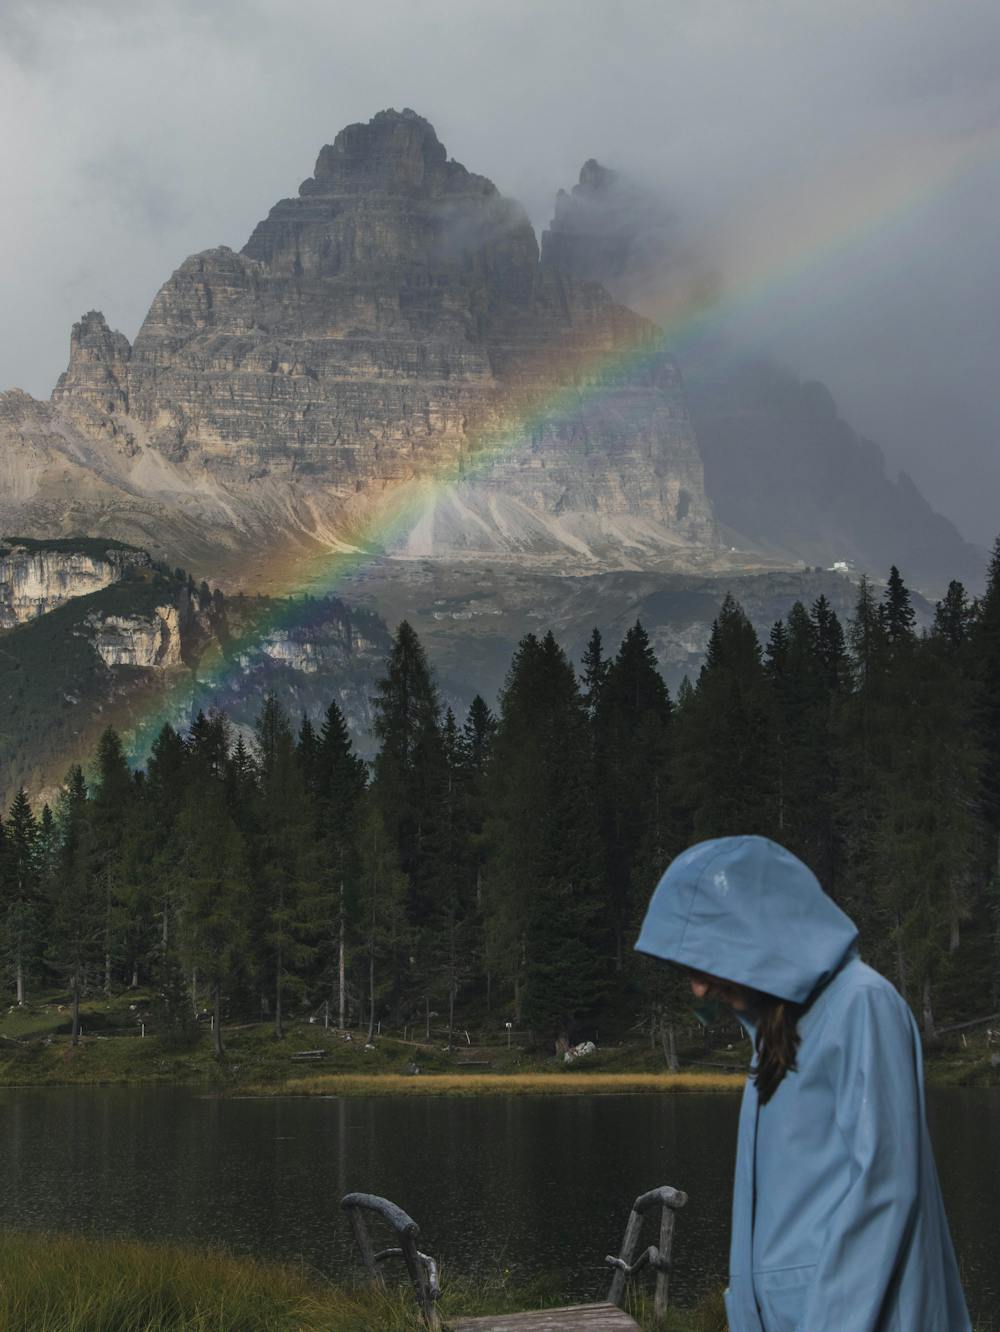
[2,0,999,543]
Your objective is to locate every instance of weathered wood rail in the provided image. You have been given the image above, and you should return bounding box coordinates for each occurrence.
[341,1182,687,1330]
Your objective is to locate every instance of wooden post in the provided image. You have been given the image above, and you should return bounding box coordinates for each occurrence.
[347,1209,383,1289]
[607,1206,644,1308]
[654,1203,677,1320]
[401,1232,442,1331]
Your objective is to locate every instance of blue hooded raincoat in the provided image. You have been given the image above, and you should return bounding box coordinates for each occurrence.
[635,836,971,1332]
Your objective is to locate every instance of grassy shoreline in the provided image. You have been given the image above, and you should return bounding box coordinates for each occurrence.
[0,989,995,1092]
[0,1231,727,1331]
[241,1070,743,1097]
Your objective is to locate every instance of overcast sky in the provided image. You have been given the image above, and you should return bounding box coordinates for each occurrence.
[3,0,999,545]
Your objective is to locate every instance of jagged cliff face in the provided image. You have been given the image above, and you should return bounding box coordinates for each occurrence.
[0,110,716,582]
[86,603,185,669]
[0,540,150,628]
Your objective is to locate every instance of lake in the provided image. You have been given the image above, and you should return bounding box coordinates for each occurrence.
[0,1086,995,1324]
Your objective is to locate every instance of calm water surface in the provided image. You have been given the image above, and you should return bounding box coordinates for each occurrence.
[0,1087,994,1323]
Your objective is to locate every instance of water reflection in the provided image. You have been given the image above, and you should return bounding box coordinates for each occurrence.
[0,1087,994,1323]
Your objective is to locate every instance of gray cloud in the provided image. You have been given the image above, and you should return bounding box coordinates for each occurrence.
[2,0,999,543]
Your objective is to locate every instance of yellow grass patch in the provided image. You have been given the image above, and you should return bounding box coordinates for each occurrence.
[242,1071,744,1097]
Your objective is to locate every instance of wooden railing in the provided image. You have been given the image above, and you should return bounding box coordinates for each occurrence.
[342,1183,687,1328]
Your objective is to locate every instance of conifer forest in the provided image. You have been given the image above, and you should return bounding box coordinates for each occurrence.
[3,544,1000,1055]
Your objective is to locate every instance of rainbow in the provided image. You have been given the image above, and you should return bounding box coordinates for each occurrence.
[123,121,998,760]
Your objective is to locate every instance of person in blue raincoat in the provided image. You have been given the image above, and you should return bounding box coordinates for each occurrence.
[635,835,971,1332]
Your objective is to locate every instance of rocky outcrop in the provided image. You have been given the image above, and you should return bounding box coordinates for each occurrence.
[84,603,184,669]
[0,110,717,582]
[0,539,150,628]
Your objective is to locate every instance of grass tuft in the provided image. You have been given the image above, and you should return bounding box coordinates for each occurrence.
[0,1232,726,1331]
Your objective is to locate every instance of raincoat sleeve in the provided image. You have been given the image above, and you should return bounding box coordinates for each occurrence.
[796,984,921,1332]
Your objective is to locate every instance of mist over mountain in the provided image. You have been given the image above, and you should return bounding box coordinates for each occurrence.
[541,160,985,594]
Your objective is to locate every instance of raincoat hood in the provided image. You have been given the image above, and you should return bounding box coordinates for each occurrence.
[634,835,858,1004]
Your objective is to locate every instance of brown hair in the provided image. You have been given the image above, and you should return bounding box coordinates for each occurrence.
[752,994,803,1104]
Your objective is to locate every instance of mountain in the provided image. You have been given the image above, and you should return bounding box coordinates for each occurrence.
[541,161,985,595]
[0,109,717,586]
[0,540,390,805]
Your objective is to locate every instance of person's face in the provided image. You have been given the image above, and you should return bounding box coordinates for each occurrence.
[686,968,751,1012]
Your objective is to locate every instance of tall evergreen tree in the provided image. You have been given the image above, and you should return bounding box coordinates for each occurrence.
[884,564,917,647]
[766,603,839,885]
[48,767,101,1044]
[677,595,776,839]
[356,800,408,1043]
[371,621,447,996]
[934,581,975,651]
[90,728,134,994]
[254,693,315,1038]
[810,594,849,693]
[487,632,604,1047]
[595,622,674,976]
[174,783,249,1057]
[974,538,1000,863]
[315,700,367,1028]
[2,789,39,1004]
[580,627,610,716]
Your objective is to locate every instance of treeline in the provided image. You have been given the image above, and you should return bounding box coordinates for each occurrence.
[2,545,1000,1053]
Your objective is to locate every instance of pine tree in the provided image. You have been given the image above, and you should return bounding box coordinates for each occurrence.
[187,711,230,783]
[2,789,39,1004]
[884,565,917,647]
[460,696,497,774]
[356,800,408,1043]
[595,622,674,978]
[141,724,190,958]
[580,627,610,716]
[315,700,367,1029]
[870,623,980,1034]
[48,767,101,1044]
[487,632,604,1048]
[677,595,776,839]
[810,595,848,694]
[90,728,134,995]
[254,692,315,1038]
[934,581,975,651]
[835,576,893,941]
[974,538,1000,858]
[371,621,447,995]
[459,696,497,1006]
[174,783,249,1058]
[431,708,473,1048]
[766,603,839,885]
[296,715,320,796]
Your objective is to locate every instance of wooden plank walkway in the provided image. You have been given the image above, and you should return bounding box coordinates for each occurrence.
[450,1302,640,1330]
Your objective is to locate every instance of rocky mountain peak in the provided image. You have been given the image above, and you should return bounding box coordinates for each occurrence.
[577,159,617,193]
[1,113,716,582]
[541,159,671,290]
[51,310,131,415]
[241,108,525,281]
[302,107,492,200]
